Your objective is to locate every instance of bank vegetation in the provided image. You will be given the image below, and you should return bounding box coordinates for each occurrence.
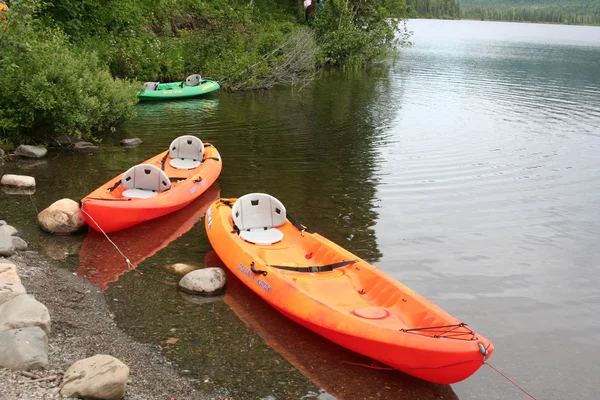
[0,0,410,144]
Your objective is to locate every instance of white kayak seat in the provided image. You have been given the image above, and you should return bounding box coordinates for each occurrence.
[232,193,286,245]
[185,74,202,87]
[168,135,204,169]
[121,164,171,199]
[143,81,160,91]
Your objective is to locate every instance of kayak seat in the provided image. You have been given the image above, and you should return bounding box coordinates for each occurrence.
[233,193,286,245]
[185,74,202,87]
[168,135,204,169]
[121,164,171,199]
[143,81,160,91]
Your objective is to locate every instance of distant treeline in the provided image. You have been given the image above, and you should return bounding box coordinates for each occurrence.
[406,0,461,18]
[459,0,600,25]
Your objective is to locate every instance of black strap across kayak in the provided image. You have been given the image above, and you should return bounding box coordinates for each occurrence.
[269,259,358,273]
[160,151,169,170]
[287,213,314,234]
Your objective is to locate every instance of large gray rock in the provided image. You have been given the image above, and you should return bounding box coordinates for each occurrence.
[37,198,87,234]
[12,236,28,251]
[0,327,49,370]
[0,294,51,334]
[0,234,14,257]
[15,145,48,159]
[60,355,129,400]
[0,174,36,188]
[0,224,18,236]
[177,267,226,296]
[0,263,26,305]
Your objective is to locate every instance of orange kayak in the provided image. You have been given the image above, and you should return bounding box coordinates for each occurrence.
[205,193,494,384]
[81,135,221,233]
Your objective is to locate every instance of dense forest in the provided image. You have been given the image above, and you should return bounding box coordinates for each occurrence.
[0,0,410,144]
[459,0,600,25]
[406,0,461,19]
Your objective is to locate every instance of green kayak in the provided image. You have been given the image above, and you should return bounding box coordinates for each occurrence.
[138,74,220,101]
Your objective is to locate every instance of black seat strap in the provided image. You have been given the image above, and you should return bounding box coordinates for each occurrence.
[270,259,357,273]
[108,180,122,192]
[160,151,169,170]
[287,213,314,234]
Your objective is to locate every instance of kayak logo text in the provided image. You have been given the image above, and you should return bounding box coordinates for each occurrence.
[238,263,271,293]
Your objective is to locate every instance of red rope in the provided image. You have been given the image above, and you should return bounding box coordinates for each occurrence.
[485,362,539,400]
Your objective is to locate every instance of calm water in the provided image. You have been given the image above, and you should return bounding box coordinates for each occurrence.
[1,19,600,400]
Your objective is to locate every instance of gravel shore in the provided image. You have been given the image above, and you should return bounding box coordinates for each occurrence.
[0,251,211,400]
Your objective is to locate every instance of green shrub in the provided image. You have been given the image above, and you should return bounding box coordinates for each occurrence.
[311,0,408,67]
[0,0,138,143]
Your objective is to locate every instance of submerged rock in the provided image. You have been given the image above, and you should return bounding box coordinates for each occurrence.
[0,327,49,371]
[164,262,201,276]
[178,267,226,296]
[60,354,129,400]
[120,138,142,147]
[37,198,87,234]
[14,145,47,159]
[0,174,36,188]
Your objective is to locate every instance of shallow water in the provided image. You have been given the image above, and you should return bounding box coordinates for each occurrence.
[1,18,599,400]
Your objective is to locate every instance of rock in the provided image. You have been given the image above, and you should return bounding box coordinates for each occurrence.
[0,174,36,188]
[0,220,5,225]
[0,294,51,334]
[12,237,28,251]
[0,327,48,371]
[51,134,77,148]
[177,267,226,296]
[37,198,87,234]
[0,263,26,305]
[14,145,48,159]
[0,148,6,161]
[74,141,100,153]
[0,233,15,257]
[120,138,142,147]
[164,262,201,276]
[60,355,130,400]
[0,224,17,236]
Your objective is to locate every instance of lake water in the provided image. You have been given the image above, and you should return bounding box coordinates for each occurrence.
[1,19,599,400]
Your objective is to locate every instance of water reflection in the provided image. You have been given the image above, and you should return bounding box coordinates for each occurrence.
[78,183,220,290]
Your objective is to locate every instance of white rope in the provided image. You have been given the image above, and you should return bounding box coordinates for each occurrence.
[79,206,135,270]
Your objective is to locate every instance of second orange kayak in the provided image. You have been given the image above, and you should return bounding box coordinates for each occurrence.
[205,193,493,384]
[81,135,221,233]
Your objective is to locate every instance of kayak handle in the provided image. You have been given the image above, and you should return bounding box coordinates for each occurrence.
[250,262,267,276]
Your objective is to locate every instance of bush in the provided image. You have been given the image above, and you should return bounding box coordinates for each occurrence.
[0,0,138,143]
[310,0,408,67]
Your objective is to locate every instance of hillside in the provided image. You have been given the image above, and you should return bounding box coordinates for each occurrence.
[459,0,600,24]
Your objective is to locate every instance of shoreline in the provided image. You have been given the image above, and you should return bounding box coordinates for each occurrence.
[0,250,212,400]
